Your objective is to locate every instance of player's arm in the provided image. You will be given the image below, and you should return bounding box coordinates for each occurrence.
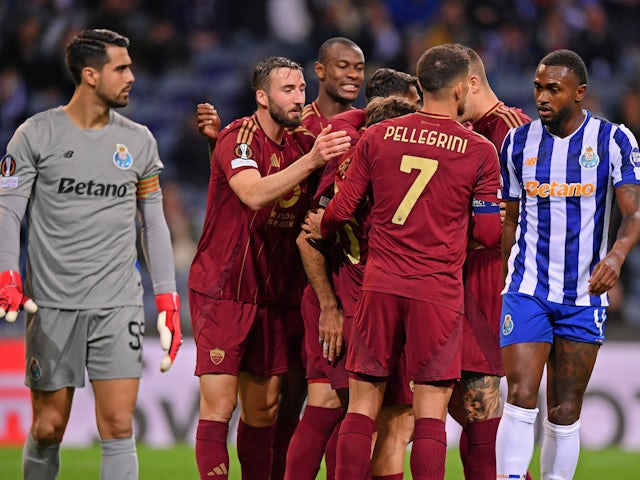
[501,200,519,279]
[196,102,221,156]
[470,144,502,248]
[138,195,181,372]
[0,195,37,321]
[229,125,351,211]
[589,183,640,295]
[296,227,343,361]
[319,142,370,238]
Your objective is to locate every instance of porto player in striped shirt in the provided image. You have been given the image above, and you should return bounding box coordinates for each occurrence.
[497,50,640,479]
[318,44,502,480]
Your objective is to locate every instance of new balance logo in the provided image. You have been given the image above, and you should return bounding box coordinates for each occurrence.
[207,463,228,476]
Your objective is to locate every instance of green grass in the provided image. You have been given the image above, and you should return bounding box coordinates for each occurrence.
[1,445,639,478]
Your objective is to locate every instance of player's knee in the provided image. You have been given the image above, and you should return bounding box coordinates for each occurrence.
[547,402,581,425]
[32,417,66,446]
[506,382,539,409]
[242,396,280,427]
[100,411,134,439]
[200,393,237,423]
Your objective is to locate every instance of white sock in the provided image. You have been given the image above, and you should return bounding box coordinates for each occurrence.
[496,402,539,479]
[540,417,581,479]
[22,432,60,480]
[100,436,138,480]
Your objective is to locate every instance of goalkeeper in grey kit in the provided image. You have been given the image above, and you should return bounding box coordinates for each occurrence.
[0,29,181,480]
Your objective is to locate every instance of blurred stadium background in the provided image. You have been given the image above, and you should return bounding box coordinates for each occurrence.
[2,0,640,477]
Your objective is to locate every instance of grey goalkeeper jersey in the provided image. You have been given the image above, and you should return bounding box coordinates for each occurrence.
[1,107,164,309]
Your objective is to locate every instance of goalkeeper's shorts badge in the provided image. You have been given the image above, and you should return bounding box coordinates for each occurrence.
[210,348,225,365]
[29,357,42,380]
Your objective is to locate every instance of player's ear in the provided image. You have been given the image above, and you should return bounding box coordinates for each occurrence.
[82,66,98,87]
[575,84,587,103]
[314,61,325,81]
[256,89,269,109]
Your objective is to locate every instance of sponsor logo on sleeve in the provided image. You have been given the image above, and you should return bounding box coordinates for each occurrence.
[113,144,133,170]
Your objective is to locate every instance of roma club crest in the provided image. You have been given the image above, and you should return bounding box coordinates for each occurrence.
[210,348,225,365]
[113,143,133,170]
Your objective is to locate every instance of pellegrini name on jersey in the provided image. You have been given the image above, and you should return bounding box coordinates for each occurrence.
[383,125,468,153]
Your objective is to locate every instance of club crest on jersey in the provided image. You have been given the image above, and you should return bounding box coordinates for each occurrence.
[113,144,133,170]
[630,147,640,168]
[29,357,42,380]
[579,146,599,169]
[502,314,514,336]
[210,348,225,365]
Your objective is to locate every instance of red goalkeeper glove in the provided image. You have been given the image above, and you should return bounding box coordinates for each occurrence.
[155,292,182,372]
[0,270,38,322]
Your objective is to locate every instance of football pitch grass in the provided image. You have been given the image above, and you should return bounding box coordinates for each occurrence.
[1,445,640,479]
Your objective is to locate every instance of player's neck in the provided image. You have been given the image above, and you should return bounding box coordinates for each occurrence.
[546,108,586,138]
[255,108,285,144]
[63,90,111,130]
[315,93,352,119]
[476,91,501,121]
[421,97,458,119]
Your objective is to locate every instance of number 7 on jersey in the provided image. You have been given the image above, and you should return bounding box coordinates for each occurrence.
[392,155,439,225]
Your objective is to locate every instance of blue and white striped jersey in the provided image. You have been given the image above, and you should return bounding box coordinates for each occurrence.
[501,110,640,306]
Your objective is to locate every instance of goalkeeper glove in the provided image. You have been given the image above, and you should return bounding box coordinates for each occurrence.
[0,270,38,322]
[156,292,182,372]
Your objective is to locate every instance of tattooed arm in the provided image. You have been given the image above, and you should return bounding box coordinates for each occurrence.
[589,183,640,296]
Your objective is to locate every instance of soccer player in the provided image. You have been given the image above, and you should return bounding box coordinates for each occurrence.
[299,37,365,137]
[0,29,181,480]
[448,44,532,480]
[496,49,640,479]
[188,56,350,480]
[274,36,364,480]
[310,44,502,480]
[287,93,419,480]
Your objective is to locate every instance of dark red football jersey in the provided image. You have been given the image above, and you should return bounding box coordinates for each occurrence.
[321,111,501,310]
[330,108,366,147]
[189,114,311,306]
[301,100,330,136]
[473,102,531,153]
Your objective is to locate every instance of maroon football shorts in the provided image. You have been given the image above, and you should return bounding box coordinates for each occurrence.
[382,348,413,406]
[301,284,349,389]
[346,290,462,384]
[189,290,288,377]
[461,248,505,377]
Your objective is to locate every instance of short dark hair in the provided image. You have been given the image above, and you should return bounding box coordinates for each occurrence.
[252,56,304,92]
[539,49,588,85]
[65,29,130,85]
[416,44,470,95]
[365,96,417,127]
[365,68,419,102]
[317,37,361,64]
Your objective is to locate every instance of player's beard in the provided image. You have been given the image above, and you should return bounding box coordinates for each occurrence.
[539,104,572,129]
[96,84,130,109]
[269,102,302,129]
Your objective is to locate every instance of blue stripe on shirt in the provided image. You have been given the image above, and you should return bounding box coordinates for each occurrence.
[533,129,553,299]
